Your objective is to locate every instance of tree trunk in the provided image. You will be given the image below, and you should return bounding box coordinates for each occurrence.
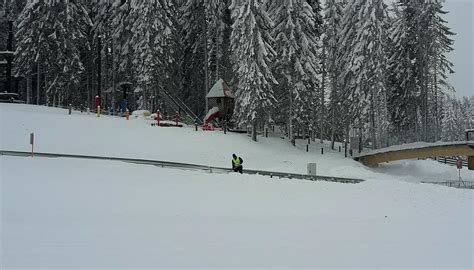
[252,119,257,142]
[26,73,32,104]
[36,60,41,105]
[112,36,116,113]
[330,88,336,149]
[370,87,377,149]
[289,87,294,145]
[433,58,439,142]
[320,49,326,144]
[203,7,209,116]
[87,59,90,109]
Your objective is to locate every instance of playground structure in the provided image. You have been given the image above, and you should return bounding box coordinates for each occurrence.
[203,106,220,130]
[203,79,235,130]
[355,130,474,170]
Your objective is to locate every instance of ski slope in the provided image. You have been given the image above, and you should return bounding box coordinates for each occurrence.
[1,104,473,268]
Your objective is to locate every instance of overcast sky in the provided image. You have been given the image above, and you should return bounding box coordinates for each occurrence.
[443,0,473,98]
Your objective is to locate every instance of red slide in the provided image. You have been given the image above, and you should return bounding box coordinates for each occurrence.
[203,107,220,130]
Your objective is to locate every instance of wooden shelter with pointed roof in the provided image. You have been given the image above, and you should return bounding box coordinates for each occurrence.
[206,79,235,120]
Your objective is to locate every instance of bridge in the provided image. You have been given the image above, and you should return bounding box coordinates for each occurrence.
[355,141,474,170]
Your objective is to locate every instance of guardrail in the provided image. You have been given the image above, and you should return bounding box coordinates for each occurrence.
[0,150,364,184]
[422,181,474,190]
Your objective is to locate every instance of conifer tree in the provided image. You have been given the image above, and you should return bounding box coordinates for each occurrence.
[269,0,321,143]
[230,0,277,141]
[337,0,388,148]
[15,0,91,106]
[180,0,207,115]
[124,0,175,110]
[324,0,345,149]
[388,0,454,143]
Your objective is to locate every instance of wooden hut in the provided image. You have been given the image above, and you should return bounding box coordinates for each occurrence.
[206,79,235,120]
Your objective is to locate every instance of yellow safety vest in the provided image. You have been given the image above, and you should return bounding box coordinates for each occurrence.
[233,157,241,166]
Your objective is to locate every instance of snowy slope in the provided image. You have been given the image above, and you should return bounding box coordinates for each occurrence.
[3,156,473,268]
[1,104,472,182]
[1,104,473,268]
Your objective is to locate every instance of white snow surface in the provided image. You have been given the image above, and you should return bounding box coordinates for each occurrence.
[1,104,473,268]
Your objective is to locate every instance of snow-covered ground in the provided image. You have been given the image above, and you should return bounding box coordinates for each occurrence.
[1,104,473,268]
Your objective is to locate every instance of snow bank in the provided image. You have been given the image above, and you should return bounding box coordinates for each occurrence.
[2,156,472,268]
[1,104,473,268]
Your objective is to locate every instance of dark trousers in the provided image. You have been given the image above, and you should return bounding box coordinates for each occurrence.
[233,165,243,174]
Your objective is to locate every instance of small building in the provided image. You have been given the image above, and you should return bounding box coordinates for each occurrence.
[206,79,235,120]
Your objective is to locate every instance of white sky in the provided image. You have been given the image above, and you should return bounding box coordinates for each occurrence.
[443,0,473,98]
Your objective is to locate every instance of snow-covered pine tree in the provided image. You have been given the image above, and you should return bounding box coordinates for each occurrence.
[387,0,420,143]
[109,0,133,74]
[88,0,111,109]
[441,96,466,141]
[15,0,91,107]
[441,96,457,141]
[337,0,388,149]
[205,0,232,85]
[423,0,455,142]
[158,0,182,109]
[388,0,455,143]
[230,0,278,142]
[2,0,26,20]
[180,0,207,115]
[324,0,345,149]
[269,0,321,144]
[461,97,474,132]
[2,0,27,99]
[306,0,323,26]
[336,0,363,144]
[354,0,389,149]
[179,0,233,116]
[469,96,474,130]
[125,0,175,110]
[1,0,26,49]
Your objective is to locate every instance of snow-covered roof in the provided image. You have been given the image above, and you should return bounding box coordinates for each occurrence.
[206,79,234,99]
[356,141,474,158]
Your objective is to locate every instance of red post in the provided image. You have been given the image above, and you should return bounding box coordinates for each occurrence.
[457,159,463,181]
[30,132,34,157]
[95,95,100,108]
[156,110,160,126]
[456,159,463,170]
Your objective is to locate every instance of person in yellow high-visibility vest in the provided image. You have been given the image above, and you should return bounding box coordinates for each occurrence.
[232,154,243,174]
